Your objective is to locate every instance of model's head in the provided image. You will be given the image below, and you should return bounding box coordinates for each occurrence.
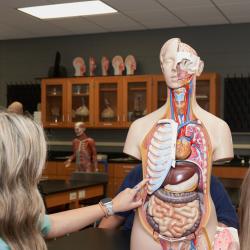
[0,112,47,249]
[160,38,204,89]
[239,168,250,250]
[74,122,86,136]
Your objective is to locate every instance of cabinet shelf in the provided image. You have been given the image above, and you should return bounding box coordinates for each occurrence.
[100,88,117,92]
[72,93,89,97]
[196,95,209,100]
[128,87,147,91]
[47,94,62,97]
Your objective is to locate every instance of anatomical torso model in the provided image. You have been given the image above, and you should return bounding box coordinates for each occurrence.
[124,38,239,250]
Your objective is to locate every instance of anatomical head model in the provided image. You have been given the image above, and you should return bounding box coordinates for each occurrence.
[89,56,97,76]
[101,56,110,76]
[73,57,86,76]
[112,55,125,76]
[127,38,239,250]
[125,55,136,75]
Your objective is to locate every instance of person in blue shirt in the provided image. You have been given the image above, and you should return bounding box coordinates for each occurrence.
[99,164,239,230]
[0,112,146,250]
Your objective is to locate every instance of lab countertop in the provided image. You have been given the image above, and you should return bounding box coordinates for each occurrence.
[47,151,249,166]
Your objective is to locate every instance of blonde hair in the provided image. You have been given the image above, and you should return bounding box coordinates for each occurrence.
[239,168,250,250]
[0,112,47,250]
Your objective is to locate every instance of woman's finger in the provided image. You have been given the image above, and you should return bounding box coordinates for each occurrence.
[133,178,149,192]
[130,198,143,209]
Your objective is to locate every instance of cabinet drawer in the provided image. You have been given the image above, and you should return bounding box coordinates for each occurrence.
[114,164,136,178]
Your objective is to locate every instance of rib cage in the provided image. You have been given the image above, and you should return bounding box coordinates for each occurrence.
[147,119,178,194]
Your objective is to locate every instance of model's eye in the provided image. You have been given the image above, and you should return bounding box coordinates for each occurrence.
[181,59,189,65]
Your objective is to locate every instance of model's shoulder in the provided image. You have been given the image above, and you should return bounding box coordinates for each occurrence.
[198,108,229,129]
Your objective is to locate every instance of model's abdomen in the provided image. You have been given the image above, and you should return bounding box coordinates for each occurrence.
[141,120,211,245]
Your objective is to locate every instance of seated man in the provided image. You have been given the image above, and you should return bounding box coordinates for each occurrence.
[99,165,239,230]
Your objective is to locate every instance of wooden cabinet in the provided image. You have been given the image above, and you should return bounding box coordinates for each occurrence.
[107,163,137,197]
[152,72,220,115]
[43,161,76,180]
[123,75,152,127]
[94,76,123,127]
[41,78,94,128]
[41,73,220,128]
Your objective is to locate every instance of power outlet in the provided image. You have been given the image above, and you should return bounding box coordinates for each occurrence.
[78,190,86,199]
[69,192,77,201]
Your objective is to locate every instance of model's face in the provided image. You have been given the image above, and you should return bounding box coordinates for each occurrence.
[161,41,194,89]
[74,125,84,136]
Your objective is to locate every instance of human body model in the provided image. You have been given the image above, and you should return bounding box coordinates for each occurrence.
[65,122,97,172]
[89,56,97,76]
[73,57,86,76]
[125,55,136,75]
[112,55,125,75]
[124,38,239,249]
[101,56,110,76]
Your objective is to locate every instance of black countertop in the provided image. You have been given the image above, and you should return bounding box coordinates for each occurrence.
[38,179,107,195]
[47,228,130,250]
[47,150,249,166]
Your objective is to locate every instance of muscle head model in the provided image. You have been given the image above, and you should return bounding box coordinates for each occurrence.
[124,38,238,250]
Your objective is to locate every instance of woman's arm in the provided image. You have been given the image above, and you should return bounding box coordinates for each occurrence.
[46,179,148,238]
[47,205,106,238]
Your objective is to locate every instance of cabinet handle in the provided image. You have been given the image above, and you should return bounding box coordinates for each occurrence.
[123,114,126,122]
[68,114,70,122]
[62,115,65,122]
[117,115,120,122]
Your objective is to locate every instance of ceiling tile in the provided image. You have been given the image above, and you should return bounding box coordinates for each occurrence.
[103,0,163,12]
[158,0,213,9]
[213,1,250,23]
[86,13,145,32]
[213,0,250,4]
[49,17,106,34]
[2,0,50,8]
[126,9,185,29]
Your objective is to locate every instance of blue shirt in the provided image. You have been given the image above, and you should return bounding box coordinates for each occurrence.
[0,214,51,250]
[116,165,239,230]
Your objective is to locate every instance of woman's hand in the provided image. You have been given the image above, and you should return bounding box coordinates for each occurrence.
[112,179,148,213]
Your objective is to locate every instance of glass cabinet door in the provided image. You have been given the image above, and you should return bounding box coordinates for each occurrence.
[152,73,219,115]
[123,76,152,125]
[196,79,210,112]
[41,79,66,127]
[94,77,122,127]
[152,76,167,111]
[69,78,94,127]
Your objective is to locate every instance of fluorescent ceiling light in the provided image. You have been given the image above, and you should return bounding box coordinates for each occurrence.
[18,1,117,19]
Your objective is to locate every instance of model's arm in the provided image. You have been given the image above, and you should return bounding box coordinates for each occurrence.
[123,121,142,160]
[88,138,98,171]
[212,120,234,163]
[46,178,147,238]
[65,140,77,167]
